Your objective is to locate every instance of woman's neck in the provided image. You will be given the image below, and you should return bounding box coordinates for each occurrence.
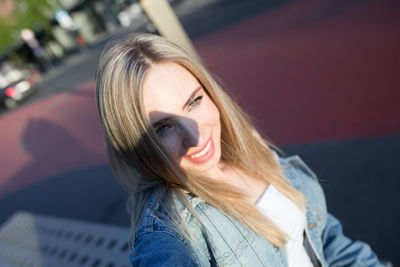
[207,164,269,204]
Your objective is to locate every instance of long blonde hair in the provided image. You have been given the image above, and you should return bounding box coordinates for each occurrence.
[95,33,305,249]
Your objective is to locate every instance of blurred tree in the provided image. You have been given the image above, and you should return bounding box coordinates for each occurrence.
[0,0,54,52]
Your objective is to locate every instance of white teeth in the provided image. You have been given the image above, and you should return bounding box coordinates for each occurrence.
[190,140,211,158]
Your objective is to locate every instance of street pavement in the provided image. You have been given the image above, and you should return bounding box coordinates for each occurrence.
[0,0,399,264]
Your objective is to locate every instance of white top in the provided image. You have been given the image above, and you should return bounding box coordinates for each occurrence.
[256,184,313,267]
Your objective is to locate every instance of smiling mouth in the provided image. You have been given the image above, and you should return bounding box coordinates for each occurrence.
[184,136,215,164]
[189,140,211,158]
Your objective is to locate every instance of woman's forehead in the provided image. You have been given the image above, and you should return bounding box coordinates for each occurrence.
[142,62,201,120]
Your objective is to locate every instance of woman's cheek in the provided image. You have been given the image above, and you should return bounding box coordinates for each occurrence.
[205,101,220,123]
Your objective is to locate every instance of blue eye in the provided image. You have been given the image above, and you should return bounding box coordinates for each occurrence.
[188,96,203,109]
[155,124,171,137]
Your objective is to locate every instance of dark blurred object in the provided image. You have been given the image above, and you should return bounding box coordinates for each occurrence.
[0,71,41,110]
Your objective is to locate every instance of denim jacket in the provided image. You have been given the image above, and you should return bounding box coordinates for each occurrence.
[130,155,383,266]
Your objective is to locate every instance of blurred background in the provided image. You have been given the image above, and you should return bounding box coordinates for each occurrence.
[0,0,399,266]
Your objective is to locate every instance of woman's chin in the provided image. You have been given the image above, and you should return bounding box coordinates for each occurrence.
[181,151,222,174]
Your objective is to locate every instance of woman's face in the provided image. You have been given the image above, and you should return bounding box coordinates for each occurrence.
[142,62,222,174]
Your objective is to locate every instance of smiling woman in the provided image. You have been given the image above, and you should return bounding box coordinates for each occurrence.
[95,33,384,266]
[142,62,222,174]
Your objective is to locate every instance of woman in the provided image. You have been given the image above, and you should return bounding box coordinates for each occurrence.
[95,33,384,266]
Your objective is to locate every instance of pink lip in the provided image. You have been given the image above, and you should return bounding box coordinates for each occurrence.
[184,135,215,164]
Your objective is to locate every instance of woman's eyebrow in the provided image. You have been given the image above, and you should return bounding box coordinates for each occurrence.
[152,118,169,129]
[182,86,202,110]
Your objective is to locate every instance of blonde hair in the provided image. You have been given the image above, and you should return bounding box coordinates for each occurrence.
[95,33,305,249]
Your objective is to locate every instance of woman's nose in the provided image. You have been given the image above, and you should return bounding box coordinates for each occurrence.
[180,119,200,148]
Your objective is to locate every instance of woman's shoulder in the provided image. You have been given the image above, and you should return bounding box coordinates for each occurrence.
[275,152,322,189]
[132,188,199,266]
[131,231,198,266]
[135,187,179,238]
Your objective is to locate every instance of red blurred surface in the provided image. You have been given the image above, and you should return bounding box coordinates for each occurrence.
[0,82,107,196]
[195,0,400,144]
[0,0,399,196]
